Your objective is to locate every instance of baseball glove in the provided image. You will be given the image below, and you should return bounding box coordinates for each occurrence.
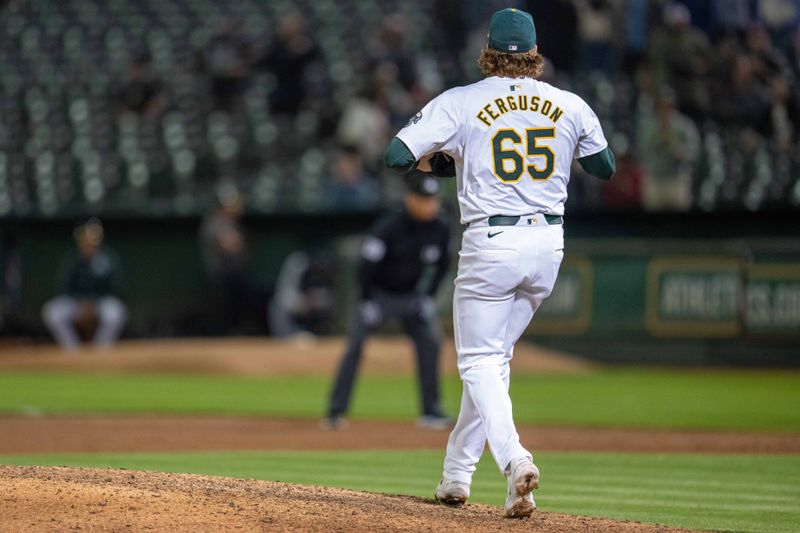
[427,152,456,178]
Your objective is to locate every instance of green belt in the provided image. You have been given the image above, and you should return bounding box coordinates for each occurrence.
[488,214,563,226]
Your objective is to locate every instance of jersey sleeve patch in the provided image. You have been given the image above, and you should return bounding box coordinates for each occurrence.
[395,89,462,161]
[406,111,423,127]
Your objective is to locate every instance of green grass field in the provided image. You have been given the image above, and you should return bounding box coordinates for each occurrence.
[2,450,799,533]
[2,367,799,532]
[1,368,799,431]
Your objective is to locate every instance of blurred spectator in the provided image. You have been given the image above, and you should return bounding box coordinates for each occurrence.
[199,186,264,334]
[41,219,127,351]
[336,82,392,168]
[720,55,772,133]
[648,2,711,120]
[575,0,617,73]
[206,18,254,112]
[707,33,743,119]
[374,61,416,130]
[622,0,651,70]
[638,91,700,211]
[368,13,419,91]
[768,76,800,150]
[270,251,336,337]
[260,11,319,117]
[759,0,799,49]
[744,24,792,80]
[116,53,167,117]
[731,128,774,209]
[323,146,380,209]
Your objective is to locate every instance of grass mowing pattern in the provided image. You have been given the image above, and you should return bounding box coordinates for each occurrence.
[2,450,798,533]
[1,370,800,431]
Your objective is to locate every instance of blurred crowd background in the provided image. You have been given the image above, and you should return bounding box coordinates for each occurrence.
[0,0,799,218]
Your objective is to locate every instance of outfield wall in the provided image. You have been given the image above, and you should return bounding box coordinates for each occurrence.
[522,239,800,364]
[531,240,800,340]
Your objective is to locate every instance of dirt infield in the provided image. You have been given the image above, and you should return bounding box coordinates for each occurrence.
[0,337,594,376]
[0,466,691,532]
[2,416,798,455]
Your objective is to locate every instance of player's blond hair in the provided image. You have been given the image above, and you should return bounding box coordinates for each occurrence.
[478,46,545,79]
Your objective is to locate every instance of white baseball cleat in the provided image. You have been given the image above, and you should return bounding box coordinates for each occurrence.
[435,478,471,507]
[319,416,348,431]
[504,457,539,518]
[416,414,453,430]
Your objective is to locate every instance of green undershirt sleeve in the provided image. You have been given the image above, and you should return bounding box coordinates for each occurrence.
[383,137,418,174]
[577,146,616,180]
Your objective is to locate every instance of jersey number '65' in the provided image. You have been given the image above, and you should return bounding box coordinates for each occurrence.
[491,128,556,182]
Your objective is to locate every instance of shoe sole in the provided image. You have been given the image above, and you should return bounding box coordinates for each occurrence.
[505,470,539,519]
[436,494,467,507]
[505,497,535,518]
[516,470,539,495]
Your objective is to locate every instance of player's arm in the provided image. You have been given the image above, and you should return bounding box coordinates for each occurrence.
[575,98,615,180]
[385,90,461,176]
[384,139,455,177]
[384,137,419,174]
[577,146,616,181]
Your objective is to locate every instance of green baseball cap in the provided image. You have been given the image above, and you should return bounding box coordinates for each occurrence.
[488,8,536,54]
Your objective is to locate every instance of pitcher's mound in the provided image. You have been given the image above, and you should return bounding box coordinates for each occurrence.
[1,466,687,532]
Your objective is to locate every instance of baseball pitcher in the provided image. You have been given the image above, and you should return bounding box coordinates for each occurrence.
[384,8,615,518]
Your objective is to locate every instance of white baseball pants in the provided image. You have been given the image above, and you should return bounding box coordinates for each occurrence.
[42,296,128,351]
[443,217,563,482]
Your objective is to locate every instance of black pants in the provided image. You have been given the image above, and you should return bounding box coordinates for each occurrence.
[327,292,443,418]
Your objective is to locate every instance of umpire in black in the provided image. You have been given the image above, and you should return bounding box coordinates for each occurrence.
[324,172,452,430]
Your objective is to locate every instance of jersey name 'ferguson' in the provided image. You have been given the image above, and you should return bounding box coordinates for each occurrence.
[395,76,608,224]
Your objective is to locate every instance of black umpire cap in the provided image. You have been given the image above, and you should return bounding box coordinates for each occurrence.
[405,171,441,197]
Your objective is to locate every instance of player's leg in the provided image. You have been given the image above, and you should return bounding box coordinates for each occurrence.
[41,296,81,351]
[502,293,535,363]
[507,225,563,358]
[450,234,530,476]
[442,377,482,483]
[443,342,513,487]
[498,227,562,517]
[326,300,383,419]
[400,299,445,420]
[93,296,128,347]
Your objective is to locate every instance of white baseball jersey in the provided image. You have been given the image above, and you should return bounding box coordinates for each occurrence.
[396,76,608,223]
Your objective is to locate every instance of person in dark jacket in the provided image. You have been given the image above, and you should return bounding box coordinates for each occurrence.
[324,172,452,430]
[41,218,127,351]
